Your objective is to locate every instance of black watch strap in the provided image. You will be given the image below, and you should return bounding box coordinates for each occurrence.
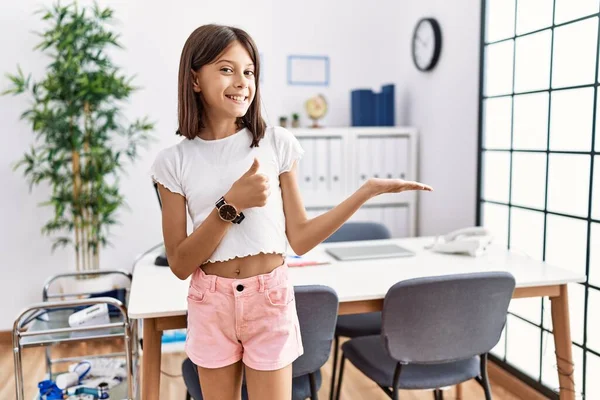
[215,196,226,209]
[215,196,245,224]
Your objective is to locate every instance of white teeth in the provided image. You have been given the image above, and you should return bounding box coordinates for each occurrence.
[227,95,246,102]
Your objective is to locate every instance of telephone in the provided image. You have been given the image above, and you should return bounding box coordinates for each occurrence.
[425,226,493,257]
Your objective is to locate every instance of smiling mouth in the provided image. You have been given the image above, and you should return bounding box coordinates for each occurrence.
[225,95,248,104]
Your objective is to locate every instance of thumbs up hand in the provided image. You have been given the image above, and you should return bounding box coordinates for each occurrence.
[224,158,270,211]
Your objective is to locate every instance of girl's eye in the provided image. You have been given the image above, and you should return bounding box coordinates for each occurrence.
[220,67,233,73]
[245,70,255,77]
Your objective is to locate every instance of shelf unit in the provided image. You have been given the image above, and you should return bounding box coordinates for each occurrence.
[290,126,419,237]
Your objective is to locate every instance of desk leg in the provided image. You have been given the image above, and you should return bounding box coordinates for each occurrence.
[550,285,576,400]
[455,383,463,399]
[142,318,162,400]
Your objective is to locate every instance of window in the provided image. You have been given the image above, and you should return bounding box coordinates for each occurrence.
[479,1,599,397]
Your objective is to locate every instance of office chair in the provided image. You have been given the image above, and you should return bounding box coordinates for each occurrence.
[182,285,339,400]
[324,221,391,400]
[153,180,163,208]
[334,272,515,400]
[151,180,169,266]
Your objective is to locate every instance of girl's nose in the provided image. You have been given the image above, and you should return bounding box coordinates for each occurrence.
[234,72,248,88]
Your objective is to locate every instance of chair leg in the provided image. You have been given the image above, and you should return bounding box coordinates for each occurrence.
[392,363,402,400]
[330,336,339,400]
[479,353,492,400]
[309,372,319,400]
[433,389,444,400]
[335,354,346,400]
[185,390,191,400]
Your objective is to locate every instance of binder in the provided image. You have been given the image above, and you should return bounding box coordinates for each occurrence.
[351,208,369,222]
[296,138,307,189]
[380,84,395,126]
[356,136,370,187]
[367,206,385,225]
[372,137,386,180]
[314,138,329,193]
[392,137,409,180]
[383,137,395,179]
[299,138,316,193]
[351,89,376,126]
[352,84,394,127]
[329,138,344,196]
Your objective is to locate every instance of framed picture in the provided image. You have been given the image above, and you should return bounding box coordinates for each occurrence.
[287,55,329,86]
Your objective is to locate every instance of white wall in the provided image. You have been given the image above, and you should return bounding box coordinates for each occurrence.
[394,0,482,235]
[0,0,481,330]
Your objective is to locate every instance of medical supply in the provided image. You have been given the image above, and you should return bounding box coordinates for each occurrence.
[37,379,63,400]
[71,357,126,379]
[56,371,79,389]
[66,382,110,399]
[68,303,110,327]
[66,395,94,400]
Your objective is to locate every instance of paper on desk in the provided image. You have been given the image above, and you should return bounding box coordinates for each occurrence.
[285,253,331,267]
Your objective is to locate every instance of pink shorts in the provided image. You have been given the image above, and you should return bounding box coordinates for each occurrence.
[185,263,304,370]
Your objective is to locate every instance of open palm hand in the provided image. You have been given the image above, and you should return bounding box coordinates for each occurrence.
[367,178,434,195]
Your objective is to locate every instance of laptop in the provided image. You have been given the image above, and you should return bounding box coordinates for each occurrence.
[325,243,415,261]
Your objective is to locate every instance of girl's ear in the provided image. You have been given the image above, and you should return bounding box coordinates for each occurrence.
[191,69,201,93]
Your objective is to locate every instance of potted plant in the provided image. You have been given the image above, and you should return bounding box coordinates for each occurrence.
[3,2,154,281]
[279,116,288,127]
[291,113,300,128]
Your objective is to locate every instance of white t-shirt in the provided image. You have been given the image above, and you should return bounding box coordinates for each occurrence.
[150,126,304,264]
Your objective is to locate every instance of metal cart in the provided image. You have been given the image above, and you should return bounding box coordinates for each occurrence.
[12,270,136,400]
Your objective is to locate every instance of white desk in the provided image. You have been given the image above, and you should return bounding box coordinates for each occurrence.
[129,237,585,400]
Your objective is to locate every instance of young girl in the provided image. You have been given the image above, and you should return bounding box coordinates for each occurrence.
[151,24,433,400]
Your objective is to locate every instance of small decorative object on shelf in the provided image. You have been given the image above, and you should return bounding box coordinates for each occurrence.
[291,113,300,128]
[279,116,288,127]
[305,94,328,128]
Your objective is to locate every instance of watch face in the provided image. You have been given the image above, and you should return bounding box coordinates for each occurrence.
[219,204,237,221]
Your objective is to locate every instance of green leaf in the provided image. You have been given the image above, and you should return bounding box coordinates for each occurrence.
[51,237,72,253]
[8,0,155,258]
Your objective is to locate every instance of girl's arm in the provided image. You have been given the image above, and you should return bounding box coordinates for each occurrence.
[157,185,232,280]
[281,162,433,256]
[158,158,269,280]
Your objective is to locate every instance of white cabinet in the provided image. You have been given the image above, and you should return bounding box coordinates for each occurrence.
[291,127,419,237]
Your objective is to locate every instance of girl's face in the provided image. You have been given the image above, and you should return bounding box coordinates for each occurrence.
[193,41,256,121]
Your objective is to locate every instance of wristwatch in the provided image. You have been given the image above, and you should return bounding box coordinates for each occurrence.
[215,196,245,224]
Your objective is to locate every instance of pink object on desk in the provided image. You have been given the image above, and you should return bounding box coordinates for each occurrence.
[287,260,330,267]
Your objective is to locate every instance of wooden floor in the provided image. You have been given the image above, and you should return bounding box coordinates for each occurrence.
[1,338,522,400]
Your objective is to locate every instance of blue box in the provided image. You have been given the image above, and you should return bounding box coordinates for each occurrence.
[378,84,395,126]
[351,89,376,126]
[351,84,395,127]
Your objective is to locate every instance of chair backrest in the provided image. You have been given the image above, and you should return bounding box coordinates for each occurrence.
[324,222,391,243]
[292,285,339,377]
[381,272,515,364]
[153,180,163,209]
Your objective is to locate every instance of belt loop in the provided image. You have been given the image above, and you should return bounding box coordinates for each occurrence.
[258,275,265,293]
[210,275,217,293]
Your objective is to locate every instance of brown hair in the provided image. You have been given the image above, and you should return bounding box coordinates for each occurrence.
[177,24,266,147]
